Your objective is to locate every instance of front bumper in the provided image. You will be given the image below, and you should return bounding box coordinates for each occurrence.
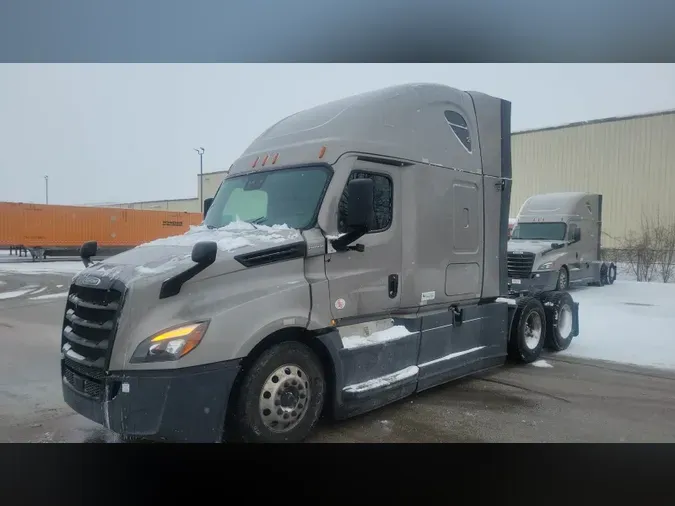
[62,359,242,443]
[509,270,558,294]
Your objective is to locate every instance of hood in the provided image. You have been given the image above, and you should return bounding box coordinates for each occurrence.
[507,239,565,255]
[74,221,304,286]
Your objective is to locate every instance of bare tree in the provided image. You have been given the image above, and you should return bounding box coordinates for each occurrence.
[618,211,675,283]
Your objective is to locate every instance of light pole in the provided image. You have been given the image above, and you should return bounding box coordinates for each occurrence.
[44,175,49,204]
[194,147,205,213]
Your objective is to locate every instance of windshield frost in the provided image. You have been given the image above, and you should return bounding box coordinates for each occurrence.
[204,166,331,230]
[511,222,567,241]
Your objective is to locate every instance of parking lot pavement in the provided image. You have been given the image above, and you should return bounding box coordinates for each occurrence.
[2,270,675,443]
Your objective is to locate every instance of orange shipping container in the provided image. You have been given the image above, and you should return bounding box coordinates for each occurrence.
[0,202,203,249]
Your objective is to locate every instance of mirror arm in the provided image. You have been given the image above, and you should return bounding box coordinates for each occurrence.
[331,226,368,252]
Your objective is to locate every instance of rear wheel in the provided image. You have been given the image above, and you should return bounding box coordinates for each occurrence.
[508,297,547,363]
[539,291,575,351]
[599,262,609,286]
[607,263,617,285]
[555,266,569,291]
[231,341,325,443]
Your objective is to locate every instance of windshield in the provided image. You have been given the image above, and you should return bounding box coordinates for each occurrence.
[204,165,332,230]
[511,222,567,241]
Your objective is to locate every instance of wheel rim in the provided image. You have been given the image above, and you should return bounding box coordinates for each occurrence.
[524,311,543,350]
[558,304,573,339]
[259,364,310,433]
[559,269,567,289]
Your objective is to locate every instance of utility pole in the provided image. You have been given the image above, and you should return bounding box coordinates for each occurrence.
[194,147,205,213]
[44,175,49,204]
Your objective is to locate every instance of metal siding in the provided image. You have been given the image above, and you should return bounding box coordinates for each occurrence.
[111,199,200,213]
[199,171,228,203]
[511,112,675,248]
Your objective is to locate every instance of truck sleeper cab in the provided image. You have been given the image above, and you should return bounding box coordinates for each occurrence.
[61,84,580,443]
[508,192,617,293]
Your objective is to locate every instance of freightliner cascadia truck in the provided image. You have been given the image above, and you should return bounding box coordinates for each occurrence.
[508,192,617,293]
[61,83,580,443]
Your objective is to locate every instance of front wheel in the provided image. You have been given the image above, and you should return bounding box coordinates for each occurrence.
[230,341,325,443]
[555,266,569,291]
[607,263,617,285]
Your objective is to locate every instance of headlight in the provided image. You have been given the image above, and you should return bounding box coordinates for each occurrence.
[539,262,554,270]
[130,321,210,363]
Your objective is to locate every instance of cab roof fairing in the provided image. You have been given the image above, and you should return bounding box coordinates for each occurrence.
[228,83,492,177]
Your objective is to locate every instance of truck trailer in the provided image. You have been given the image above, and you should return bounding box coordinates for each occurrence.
[60,84,580,443]
[0,202,203,260]
[508,192,617,293]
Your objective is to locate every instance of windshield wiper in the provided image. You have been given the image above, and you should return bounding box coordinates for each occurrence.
[245,216,267,229]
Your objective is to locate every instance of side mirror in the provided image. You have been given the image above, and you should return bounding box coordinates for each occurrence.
[346,178,375,231]
[573,228,581,242]
[80,241,98,267]
[203,197,214,218]
[192,241,218,265]
[331,178,375,252]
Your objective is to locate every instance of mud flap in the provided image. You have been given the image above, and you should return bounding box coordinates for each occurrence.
[572,301,580,337]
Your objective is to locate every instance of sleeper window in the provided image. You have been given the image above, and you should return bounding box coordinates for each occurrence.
[444,110,472,152]
[338,171,393,233]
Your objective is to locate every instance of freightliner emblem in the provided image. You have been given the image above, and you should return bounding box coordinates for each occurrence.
[80,276,101,287]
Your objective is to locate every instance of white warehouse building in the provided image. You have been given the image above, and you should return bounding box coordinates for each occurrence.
[511,109,675,249]
[111,109,675,249]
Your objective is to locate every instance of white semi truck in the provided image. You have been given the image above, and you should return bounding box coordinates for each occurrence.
[61,84,580,443]
[508,192,617,293]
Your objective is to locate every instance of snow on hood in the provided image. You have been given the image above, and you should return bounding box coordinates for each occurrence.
[138,220,301,252]
[79,221,304,283]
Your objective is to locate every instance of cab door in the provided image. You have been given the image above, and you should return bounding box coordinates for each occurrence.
[324,164,401,320]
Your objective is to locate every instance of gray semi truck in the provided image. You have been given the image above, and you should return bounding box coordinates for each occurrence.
[508,192,617,293]
[61,83,580,443]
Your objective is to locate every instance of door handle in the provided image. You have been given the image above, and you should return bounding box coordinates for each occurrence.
[388,274,399,299]
[576,252,579,259]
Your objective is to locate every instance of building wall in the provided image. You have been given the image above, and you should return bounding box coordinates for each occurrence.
[511,111,675,248]
[197,170,228,207]
[106,198,201,213]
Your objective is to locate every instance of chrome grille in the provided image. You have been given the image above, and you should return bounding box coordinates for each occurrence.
[61,279,124,397]
[507,251,535,279]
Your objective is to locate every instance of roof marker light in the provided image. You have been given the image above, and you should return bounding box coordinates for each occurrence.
[262,154,269,166]
[319,146,326,159]
[252,157,259,168]
[271,153,279,164]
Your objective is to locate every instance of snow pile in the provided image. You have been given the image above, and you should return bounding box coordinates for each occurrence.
[0,286,39,300]
[563,280,675,370]
[30,292,68,300]
[0,284,68,301]
[343,366,419,394]
[0,261,84,276]
[340,319,415,349]
[134,254,192,275]
[138,220,301,253]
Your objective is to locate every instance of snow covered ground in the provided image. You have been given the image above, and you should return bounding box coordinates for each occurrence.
[562,280,675,370]
[0,261,84,276]
[0,259,674,371]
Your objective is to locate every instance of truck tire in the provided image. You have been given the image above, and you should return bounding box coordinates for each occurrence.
[599,263,609,286]
[231,341,325,443]
[508,297,547,363]
[539,291,575,352]
[555,266,569,291]
[607,263,617,285]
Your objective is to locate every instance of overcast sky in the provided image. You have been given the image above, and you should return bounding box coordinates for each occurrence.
[2,64,675,206]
